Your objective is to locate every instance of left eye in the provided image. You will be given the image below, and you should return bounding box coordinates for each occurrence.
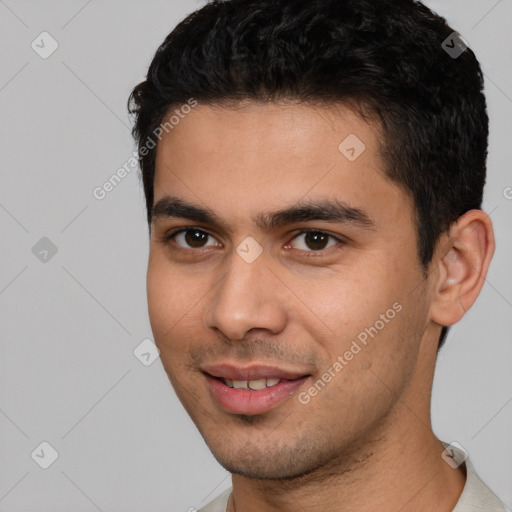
[287,230,342,252]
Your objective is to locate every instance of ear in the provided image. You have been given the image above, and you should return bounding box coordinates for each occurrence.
[430,209,495,327]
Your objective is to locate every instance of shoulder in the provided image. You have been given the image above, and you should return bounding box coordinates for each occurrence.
[442,442,507,512]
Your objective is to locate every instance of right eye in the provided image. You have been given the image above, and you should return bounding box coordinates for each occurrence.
[163,228,221,250]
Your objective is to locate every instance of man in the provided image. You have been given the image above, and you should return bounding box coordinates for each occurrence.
[127,0,506,510]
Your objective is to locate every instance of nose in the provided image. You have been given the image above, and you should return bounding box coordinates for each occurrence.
[203,248,288,341]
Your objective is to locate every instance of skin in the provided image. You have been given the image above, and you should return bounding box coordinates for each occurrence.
[147,100,495,511]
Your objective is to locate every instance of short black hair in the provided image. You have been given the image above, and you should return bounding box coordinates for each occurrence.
[128,0,489,350]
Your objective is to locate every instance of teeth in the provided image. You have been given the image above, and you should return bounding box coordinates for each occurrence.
[224,378,281,390]
[248,379,267,390]
[232,380,248,390]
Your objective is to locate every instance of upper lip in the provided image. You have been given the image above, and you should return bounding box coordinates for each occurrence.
[202,363,310,381]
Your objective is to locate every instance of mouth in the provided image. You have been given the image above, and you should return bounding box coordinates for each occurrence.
[219,377,283,390]
[202,363,312,415]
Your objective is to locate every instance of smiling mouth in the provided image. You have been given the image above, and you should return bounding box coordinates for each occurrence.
[218,377,282,390]
[203,371,312,415]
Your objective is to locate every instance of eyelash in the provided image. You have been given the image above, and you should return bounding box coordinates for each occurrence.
[160,227,345,257]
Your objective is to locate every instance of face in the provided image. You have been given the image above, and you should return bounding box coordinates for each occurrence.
[148,101,433,479]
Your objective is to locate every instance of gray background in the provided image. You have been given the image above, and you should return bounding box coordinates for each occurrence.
[0,0,511,510]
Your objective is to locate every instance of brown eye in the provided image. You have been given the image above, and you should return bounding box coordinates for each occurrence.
[288,230,342,252]
[168,229,219,249]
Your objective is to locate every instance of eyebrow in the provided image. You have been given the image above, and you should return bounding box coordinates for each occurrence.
[151,195,376,234]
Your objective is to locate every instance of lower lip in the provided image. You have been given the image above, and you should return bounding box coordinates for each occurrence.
[205,374,310,415]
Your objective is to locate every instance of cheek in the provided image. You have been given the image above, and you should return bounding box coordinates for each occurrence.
[308,298,423,423]
[349,281,427,392]
[310,263,423,373]
[146,256,171,334]
[146,252,211,358]
[307,268,395,338]
[146,253,189,346]
[146,258,190,386]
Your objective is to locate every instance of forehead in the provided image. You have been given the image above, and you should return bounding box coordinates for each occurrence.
[153,101,409,230]
[155,100,380,173]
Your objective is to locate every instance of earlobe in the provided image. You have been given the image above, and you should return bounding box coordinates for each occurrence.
[430,210,495,327]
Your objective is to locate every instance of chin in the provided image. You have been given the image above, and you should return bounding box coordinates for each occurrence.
[205,434,335,481]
